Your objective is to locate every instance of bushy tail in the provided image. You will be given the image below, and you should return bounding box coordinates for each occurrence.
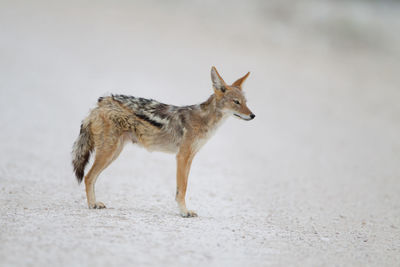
[72,119,94,184]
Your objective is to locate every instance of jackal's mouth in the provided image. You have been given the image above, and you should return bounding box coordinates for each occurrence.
[234,113,253,121]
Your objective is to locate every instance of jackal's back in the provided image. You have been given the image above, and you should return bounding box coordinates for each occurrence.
[96,94,192,153]
[106,95,175,128]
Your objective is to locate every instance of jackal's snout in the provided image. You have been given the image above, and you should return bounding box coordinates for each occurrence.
[234,111,255,121]
[234,102,255,121]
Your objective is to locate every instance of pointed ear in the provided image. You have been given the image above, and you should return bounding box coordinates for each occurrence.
[232,72,250,89]
[211,66,227,93]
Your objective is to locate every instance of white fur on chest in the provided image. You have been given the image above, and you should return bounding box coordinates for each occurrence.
[192,115,228,152]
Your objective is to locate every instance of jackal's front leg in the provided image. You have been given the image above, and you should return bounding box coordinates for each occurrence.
[176,149,196,218]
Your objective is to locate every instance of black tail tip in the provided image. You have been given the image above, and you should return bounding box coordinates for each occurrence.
[74,167,84,184]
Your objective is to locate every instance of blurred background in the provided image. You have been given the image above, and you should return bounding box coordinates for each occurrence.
[1,0,399,266]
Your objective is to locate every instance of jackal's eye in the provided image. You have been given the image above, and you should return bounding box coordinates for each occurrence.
[233,100,241,105]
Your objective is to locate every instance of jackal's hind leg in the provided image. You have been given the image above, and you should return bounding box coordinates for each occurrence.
[85,136,124,209]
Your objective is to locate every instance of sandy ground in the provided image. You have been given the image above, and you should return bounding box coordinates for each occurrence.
[1,1,400,266]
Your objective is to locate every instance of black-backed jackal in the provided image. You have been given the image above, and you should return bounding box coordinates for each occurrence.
[72,67,255,217]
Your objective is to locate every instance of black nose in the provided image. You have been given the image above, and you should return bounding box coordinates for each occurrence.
[250,114,256,119]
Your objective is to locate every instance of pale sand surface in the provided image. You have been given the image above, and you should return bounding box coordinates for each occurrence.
[1,1,399,266]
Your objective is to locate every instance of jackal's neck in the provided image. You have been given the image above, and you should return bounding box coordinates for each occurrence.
[199,94,227,126]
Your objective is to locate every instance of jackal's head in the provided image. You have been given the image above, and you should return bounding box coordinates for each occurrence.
[211,66,255,121]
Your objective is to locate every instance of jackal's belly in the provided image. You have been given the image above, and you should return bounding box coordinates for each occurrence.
[126,130,181,154]
[145,142,180,154]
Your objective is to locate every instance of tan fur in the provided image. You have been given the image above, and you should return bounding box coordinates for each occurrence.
[72,67,255,217]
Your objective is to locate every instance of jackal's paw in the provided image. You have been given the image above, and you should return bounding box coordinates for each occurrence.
[89,202,106,209]
[180,210,198,218]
